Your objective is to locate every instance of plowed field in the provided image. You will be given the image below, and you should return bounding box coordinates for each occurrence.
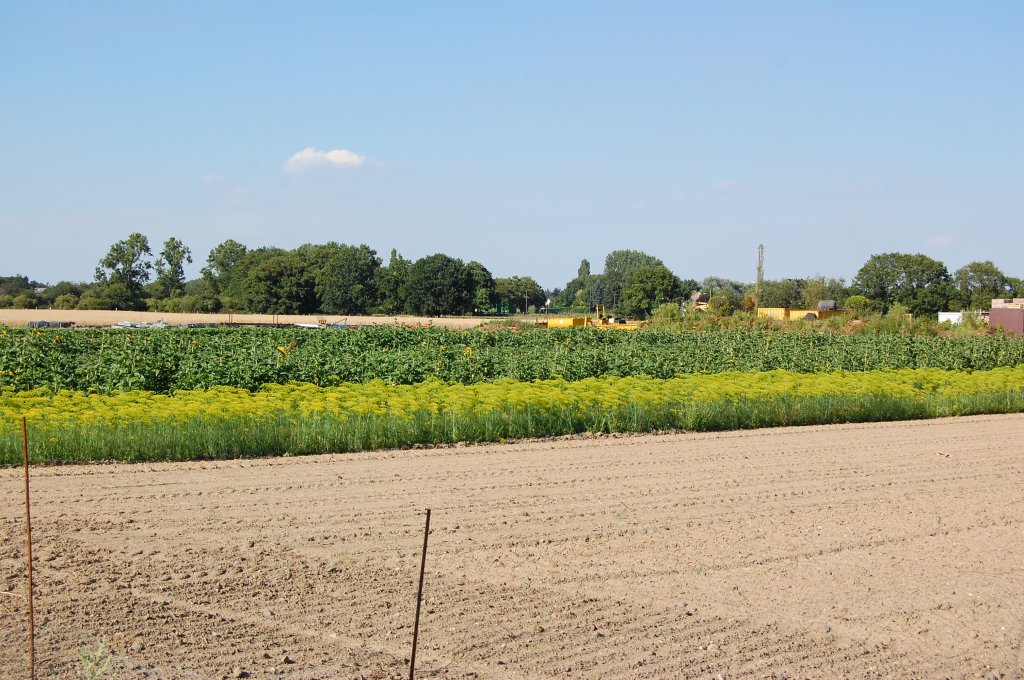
[2,415,1023,679]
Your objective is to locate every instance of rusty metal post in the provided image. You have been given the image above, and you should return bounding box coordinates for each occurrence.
[22,416,36,680]
[409,508,431,680]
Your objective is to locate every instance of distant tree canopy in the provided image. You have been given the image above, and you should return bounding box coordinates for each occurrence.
[621,265,683,319]
[600,250,666,309]
[94,232,153,310]
[150,237,193,300]
[403,254,475,316]
[234,248,317,315]
[0,275,43,298]
[202,239,248,295]
[952,261,1016,311]
[316,244,382,314]
[495,276,545,314]
[852,253,952,315]
[554,251,691,317]
[9,237,1022,318]
[553,259,600,312]
[466,261,497,311]
[758,276,848,310]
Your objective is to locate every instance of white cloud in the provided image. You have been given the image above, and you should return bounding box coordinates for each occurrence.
[927,235,955,247]
[202,174,224,183]
[284,147,366,171]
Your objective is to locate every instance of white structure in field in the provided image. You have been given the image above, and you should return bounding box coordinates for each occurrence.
[938,312,963,325]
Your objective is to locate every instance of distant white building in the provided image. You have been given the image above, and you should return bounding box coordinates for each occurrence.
[938,312,963,325]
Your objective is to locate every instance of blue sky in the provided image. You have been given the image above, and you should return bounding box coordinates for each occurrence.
[2,1,1021,290]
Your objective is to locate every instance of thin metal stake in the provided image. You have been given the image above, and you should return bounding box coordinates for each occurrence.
[22,416,36,680]
[409,508,431,680]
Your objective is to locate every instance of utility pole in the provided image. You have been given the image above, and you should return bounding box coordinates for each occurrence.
[755,244,764,312]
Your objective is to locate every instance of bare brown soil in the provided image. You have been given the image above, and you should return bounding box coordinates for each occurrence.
[2,415,1023,679]
[0,309,485,329]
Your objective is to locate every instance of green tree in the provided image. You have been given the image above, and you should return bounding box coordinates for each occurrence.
[201,239,248,296]
[234,249,316,314]
[952,261,1016,310]
[316,244,382,314]
[466,261,497,311]
[0,275,36,297]
[151,237,193,300]
[852,253,952,315]
[707,294,734,317]
[495,276,545,314]
[53,294,79,310]
[601,250,665,311]
[76,290,106,310]
[374,249,412,314]
[554,259,602,313]
[94,232,153,310]
[801,275,848,309]
[36,281,83,307]
[403,254,474,315]
[759,279,804,308]
[700,276,747,311]
[843,294,871,315]
[178,278,222,313]
[621,265,683,318]
[646,302,685,329]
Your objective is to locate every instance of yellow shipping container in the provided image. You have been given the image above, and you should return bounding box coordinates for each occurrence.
[757,308,789,320]
[547,317,588,328]
[757,308,844,321]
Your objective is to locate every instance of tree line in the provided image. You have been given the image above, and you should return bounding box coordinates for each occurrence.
[0,233,1020,318]
[0,234,546,317]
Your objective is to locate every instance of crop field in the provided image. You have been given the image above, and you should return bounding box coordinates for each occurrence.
[2,323,1023,677]
[4,326,1024,393]
[2,415,1023,678]
[4,367,1024,465]
[3,325,1024,464]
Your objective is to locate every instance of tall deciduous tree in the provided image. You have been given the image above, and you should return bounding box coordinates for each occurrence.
[952,261,1016,310]
[201,239,248,294]
[801,275,847,309]
[852,253,951,315]
[759,279,805,308]
[95,232,153,310]
[495,276,545,313]
[316,244,382,314]
[601,250,665,310]
[403,254,474,316]
[152,237,193,300]
[374,249,411,314]
[554,258,602,312]
[466,261,497,311]
[234,248,316,314]
[621,265,683,318]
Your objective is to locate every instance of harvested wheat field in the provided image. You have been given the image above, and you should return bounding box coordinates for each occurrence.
[2,415,1023,679]
[0,309,485,329]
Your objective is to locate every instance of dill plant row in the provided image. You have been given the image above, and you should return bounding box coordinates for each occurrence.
[3,367,1024,464]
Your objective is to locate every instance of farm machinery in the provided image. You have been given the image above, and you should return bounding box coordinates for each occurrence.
[540,305,643,331]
